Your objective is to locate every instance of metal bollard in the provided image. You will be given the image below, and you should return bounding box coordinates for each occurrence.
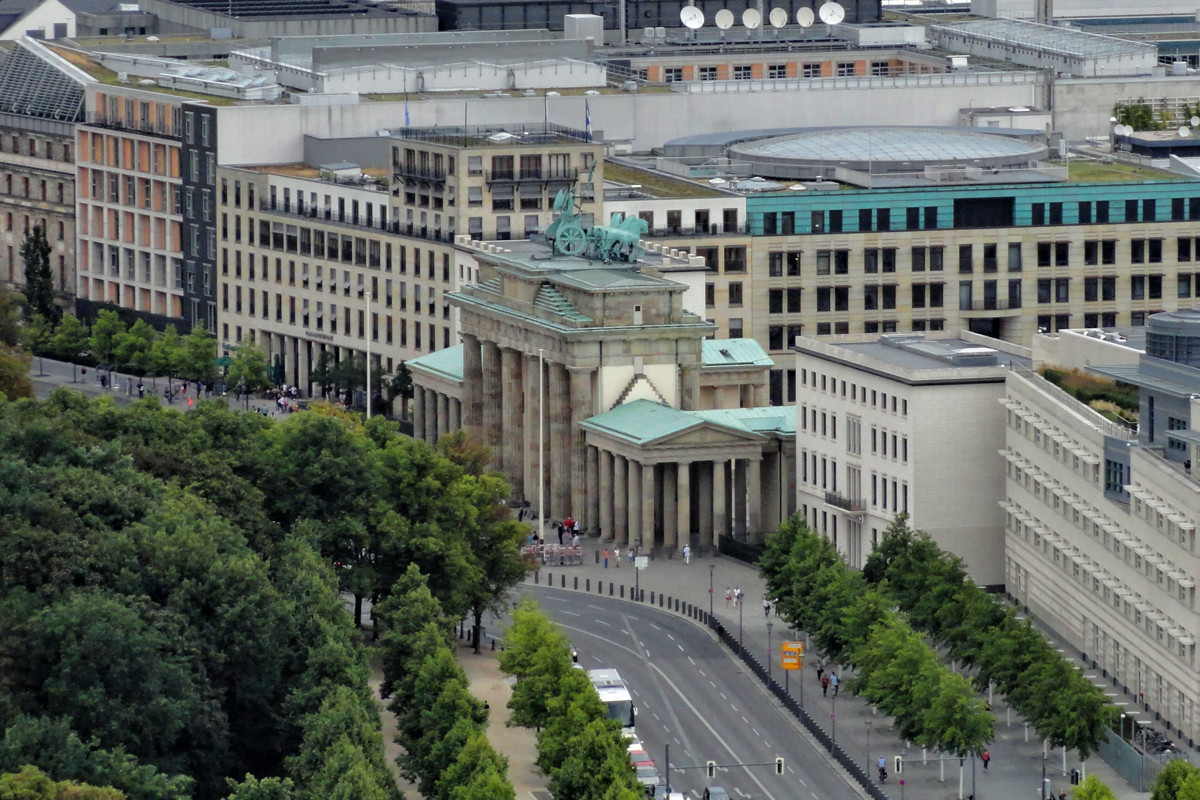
[659,594,664,607]
[650,591,655,604]
[574,576,578,590]
[609,582,614,596]
[620,585,625,598]
[547,572,552,585]
[535,571,539,584]
[586,579,591,592]
[595,550,599,564]
[561,575,566,588]
[668,596,672,609]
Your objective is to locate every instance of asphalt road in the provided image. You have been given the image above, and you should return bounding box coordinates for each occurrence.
[519,584,864,800]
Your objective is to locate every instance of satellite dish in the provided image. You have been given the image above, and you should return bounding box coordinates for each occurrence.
[680,5,704,27]
[742,8,761,27]
[714,9,734,28]
[1123,125,1135,136]
[796,6,814,25]
[818,1,844,23]
[1181,127,1191,138]
[1191,115,1199,127]
[769,7,788,27]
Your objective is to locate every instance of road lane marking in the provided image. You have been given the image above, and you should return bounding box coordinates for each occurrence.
[650,623,662,630]
[698,669,706,677]
[561,610,581,616]
[720,693,727,700]
[587,604,604,610]
[742,716,749,724]
[752,728,760,736]
[678,644,685,651]
[731,704,738,711]
[688,657,696,666]
[596,620,611,626]
[668,634,675,641]
[710,681,716,688]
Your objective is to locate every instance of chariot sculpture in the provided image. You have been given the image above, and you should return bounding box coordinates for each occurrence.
[544,185,647,263]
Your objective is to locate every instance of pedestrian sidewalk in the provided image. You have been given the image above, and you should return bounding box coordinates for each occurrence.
[537,531,1150,800]
[456,646,548,799]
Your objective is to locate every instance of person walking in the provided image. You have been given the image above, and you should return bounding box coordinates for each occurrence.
[816,660,825,684]
[821,674,830,697]
[878,756,887,783]
[628,547,634,565]
[981,750,990,771]
[725,587,732,608]
[733,586,741,607]
[830,671,840,696]
[603,549,609,568]
[763,598,772,618]
[683,545,691,565]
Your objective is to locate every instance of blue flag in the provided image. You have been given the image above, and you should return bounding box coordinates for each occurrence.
[405,95,410,127]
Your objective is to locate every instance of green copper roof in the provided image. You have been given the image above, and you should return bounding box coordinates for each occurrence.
[702,338,775,368]
[581,399,704,444]
[688,406,795,436]
[407,344,463,383]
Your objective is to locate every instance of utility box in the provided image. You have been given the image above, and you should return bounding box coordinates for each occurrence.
[565,13,604,43]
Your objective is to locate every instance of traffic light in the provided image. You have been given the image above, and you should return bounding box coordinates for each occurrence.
[775,757,785,776]
[894,756,903,775]
[707,761,717,780]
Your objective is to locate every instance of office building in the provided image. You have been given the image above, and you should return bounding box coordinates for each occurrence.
[1005,310,1200,745]
[0,38,87,308]
[793,330,1026,586]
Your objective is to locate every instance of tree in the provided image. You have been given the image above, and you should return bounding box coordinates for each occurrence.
[49,316,89,383]
[0,765,124,800]
[1074,774,1120,800]
[386,363,412,420]
[437,431,491,477]
[436,732,512,800]
[222,775,294,800]
[89,309,126,379]
[0,286,23,347]
[0,350,32,400]
[22,313,52,377]
[310,351,336,400]
[115,320,156,377]
[20,224,55,321]
[1153,759,1198,800]
[180,324,217,388]
[1176,771,1200,800]
[547,719,639,800]
[148,325,185,389]
[375,565,453,698]
[227,344,271,407]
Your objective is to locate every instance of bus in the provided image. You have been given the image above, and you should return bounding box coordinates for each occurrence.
[589,668,636,734]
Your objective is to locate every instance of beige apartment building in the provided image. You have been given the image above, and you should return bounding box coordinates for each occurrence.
[75,85,187,319]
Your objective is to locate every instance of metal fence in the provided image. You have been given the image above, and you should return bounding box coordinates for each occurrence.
[718,534,766,565]
[1095,728,1192,792]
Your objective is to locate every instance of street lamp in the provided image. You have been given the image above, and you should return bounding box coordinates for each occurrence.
[365,291,372,419]
[537,348,545,545]
[709,563,715,619]
[865,719,873,778]
[1121,712,1127,742]
[766,620,773,681]
[832,692,837,744]
[739,595,744,646]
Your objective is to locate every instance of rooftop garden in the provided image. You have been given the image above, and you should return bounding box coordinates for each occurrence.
[1041,367,1139,426]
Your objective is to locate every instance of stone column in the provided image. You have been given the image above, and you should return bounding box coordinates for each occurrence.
[569,367,593,527]
[587,445,600,535]
[698,462,713,546]
[428,389,441,443]
[600,448,614,540]
[680,365,701,411]
[628,460,642,550]
[712,459,727,550]
[439,393,451,441]
[501,347,524,502]
[482,341,502,472]
[280,337,293,386]
[613,454,627,545]
[663,463,677,551]
[754,381,770,407]
[298,340,310,398]
[413,384,426,442]
[462,333,483,442]
[549,362,570,520]
[733,460,746,536]
[785,448,797,518]
[677,461,691,552]
[748,455,763,539]
[449,397,461,433]
[641,461,655,553]
[764,449,781,534]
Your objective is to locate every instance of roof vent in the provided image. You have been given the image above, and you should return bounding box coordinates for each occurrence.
[719,348,733,358]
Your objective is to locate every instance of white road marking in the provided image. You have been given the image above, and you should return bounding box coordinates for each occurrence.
[543,596,569,602]
[735,790,750,799]
[720,692,727,700]
[752,728,760,736]
[698,669,706,677]
[788,767,795,775]
[742,716,749,724]
[587,604,604,610]
[650,623,662,631]
[812,793,819,799]
[688,656,696,666]
[668,634,675,641]
[596,620,611,626]
[678,644,685,651]
[710,681,717,688]
[731,704,738,712]
[654,713,661,721]
[561,610,581,616]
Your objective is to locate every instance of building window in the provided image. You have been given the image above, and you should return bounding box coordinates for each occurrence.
[733,65,752,80]
[768,63,787,79]
[728,282,743,306]
[699,67,718,81]
[802,62,821,77]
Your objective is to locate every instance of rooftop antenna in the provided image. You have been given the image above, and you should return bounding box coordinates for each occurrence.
[742,7,761,40]
[680,5,704,41]
[769,7,787,38]
[796,6,814,43]
[818,0,844,36]
[714,9,734,39]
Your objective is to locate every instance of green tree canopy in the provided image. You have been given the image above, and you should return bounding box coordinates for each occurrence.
[1074,774,1120,800]
[0,765,124,800]
[20,224,55,321]
[88,310,126,369]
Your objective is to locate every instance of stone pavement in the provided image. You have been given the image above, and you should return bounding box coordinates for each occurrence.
[533,527,1151,800]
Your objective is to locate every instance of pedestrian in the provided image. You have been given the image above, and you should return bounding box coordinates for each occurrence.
[981,750,990,771]
[725,587,732,608]
[137,381,144,399]
[816,661,825,683]
[733,586,741,607]
[99,373,107,389]
[1059,791,1067,800]
[683,545,691,564]
[557,524,564,546]
[763,598,771,618]
[821,674,830,697]
[603,549,609,568]
[573,532,580,548]
[830,671,839,696]
[628,547,634,565]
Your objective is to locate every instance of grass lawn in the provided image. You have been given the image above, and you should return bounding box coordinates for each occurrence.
[1068,160,1182,183]
[604,162,724,198]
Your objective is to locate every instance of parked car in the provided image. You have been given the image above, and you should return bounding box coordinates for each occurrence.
[636,764,659,787]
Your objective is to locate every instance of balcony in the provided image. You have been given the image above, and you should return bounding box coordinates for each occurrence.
[262,202,455,244]
[394,163,446,182]
[85,113,180,141]
[646,224,749,238]
[485,167,580,184]
[824,492,866,512]
[960,298,1023,317]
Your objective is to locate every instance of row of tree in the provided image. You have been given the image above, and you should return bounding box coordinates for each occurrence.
[0,387,535,799]
[377,565,515,800]
[860,516,1115,759]
[499,600,646,800]
[760,516,995,766]
[1152,759,1200,800]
